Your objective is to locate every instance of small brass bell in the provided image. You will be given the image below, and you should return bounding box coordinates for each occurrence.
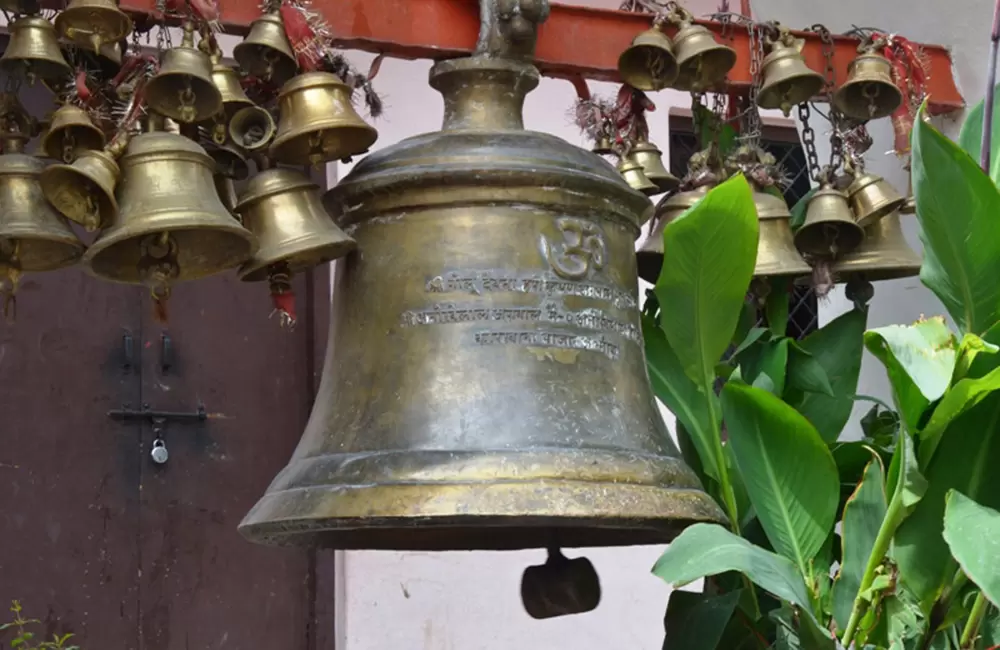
[617,157,658,196]
[145,22,223,124]
[617,28,678,92]
[758,31,825,116]
[1,16,73,83]
[846,172,905,228]
[592,136,614,155]
[210,54,255,117]
[270,72,379,166]
[54,0,132,54]
[40,145,120,232]
[205,139,250,181]
[794,185,865,258]
[899,195,916,215]
[233,11,298,86]
[637,185,710,283]
[671,22,737,92]
[754,187,812,278]
[631,141,679,194]
[833,50,903,121]
[39,104,106,163]
[833,212,921,281]
[83,130,257,285]
[229,105,277,152]
[0,134,85,273]
[237,167,357,283]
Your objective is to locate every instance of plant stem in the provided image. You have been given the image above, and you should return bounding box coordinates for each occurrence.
[980,0,1000,173]
[961,591,990,648]
[841,492,903,647]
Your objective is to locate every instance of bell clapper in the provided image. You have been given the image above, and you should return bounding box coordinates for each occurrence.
[520,546,602,620]
[267,262,297,330]
[0,242,22,324]
[845,277,875,310]
[138,231,180,323]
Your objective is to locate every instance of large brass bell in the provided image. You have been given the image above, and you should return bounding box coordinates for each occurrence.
[145,23,223,124]
[617,28,678,92]
[758,31,825,116]
[0,134,85,273]
[229,105,277,152]
[794,185,865,258]
[631,141,679,194]
[39,104,106,163]
[846,172,905,228]
[833,211,921,281]
[637,186,710,283]
[269,72,379,166]
[233,11,298,86]
[237,167,357,282]
[833,50,903,121]
[671,22,737,92]
[617,157,658,196]
[1,16,73,83]
[240,50,724,550]
[54,0,132,54]
[40,145,120,232]
[83,130,257,285]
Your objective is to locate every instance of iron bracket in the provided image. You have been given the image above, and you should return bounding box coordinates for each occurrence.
[107,404,208,424]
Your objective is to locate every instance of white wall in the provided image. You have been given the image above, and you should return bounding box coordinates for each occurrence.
[318,1,987,647]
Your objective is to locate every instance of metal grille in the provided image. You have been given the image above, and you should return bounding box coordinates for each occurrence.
[667,127,819,341]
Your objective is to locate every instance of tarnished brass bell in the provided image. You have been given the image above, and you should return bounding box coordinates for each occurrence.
[618,157,658,196]
[0,16,72,83]
[631,141,679,194]
[241,50,723,550]
[592,136,614,155]
[833,212,921,281]
[269,72,378,166]
[846,172,905,228]
[40,146,120,232]
[754,188,812,278]
[228,105,277,152]
[833,50,903,121]
[145,23,223,124]
[758,32,825,116]
[210,55,254,117]
[54,0,132,54]
[0,135,85,273]
[617,28,678,92]
[83,130,257,284]
[794,185,865,258]
[637,185,710,283]
[237,167,356,282]
[39,104,106,163]
[232,11,298,86]
[671,22,737,92]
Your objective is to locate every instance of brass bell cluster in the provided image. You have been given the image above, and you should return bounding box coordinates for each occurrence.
[618,4,736,93]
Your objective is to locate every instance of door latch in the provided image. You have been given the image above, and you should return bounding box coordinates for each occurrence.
[108,404,209,465]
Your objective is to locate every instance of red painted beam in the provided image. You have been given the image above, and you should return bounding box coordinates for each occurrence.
[107,0,963,114]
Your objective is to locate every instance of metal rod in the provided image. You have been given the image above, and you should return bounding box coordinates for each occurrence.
[980,0,1000,173]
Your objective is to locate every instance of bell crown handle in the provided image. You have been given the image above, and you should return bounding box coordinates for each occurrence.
[474,0,550,61]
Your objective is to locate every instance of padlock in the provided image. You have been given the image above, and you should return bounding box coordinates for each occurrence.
[150,438,169,464]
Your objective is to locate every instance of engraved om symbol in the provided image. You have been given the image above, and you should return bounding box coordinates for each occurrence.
[542,217,608,281]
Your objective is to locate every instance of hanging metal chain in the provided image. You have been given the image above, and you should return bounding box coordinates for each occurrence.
[798,102,822,183]
[741,21,767,149]
[808,24,845,175]
[155,0,172,51]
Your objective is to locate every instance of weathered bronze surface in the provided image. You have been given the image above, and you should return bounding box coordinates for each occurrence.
[229,105,276,152]
[1,16,72,82]
[237,167,356,282]
[636,186,708,284]
[671,22,737,92]
[145,23,222,124]
[210,55,255,117]
[0,135,84,272]
[832,212,921,281]
[631,140,679,194]
[795,186,864,258]
[847,172,905,228]
[618,157,658,195]
[833,51,902,121]
[240,42,724,550]
[84,131,256,284]
[233,11,298,86]
[617,28,678,92]
[54,0,132,53]
[758,32,824,116]
[40,147,120,232]
[39,104,106,163]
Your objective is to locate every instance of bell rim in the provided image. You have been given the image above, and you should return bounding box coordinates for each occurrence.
[232,41,298,84]
[54,5,132,44]
[0,236,85,272]
[40,129,106,161]
[145,76,224,124]
[39,164,119,228]
[239,236,357,282]
[236,167,316,208]
[277,70,352,97]
[269,123,378,165]
[833,84,904,121]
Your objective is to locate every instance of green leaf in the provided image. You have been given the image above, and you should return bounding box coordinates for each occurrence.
[787,345,835,398]
[944,491,1000,607]
[643,314,720,480]
[767,280,790,338]
[655,173,760,388]
[740,337,790,396]
[919,364,1000,467]
[885,588,927,650]
[953,333,1000,383]
[864,318,958,434]
[913,112,1000,335]
[894,393,1000,608]
[722,382,839,578]
[788,309,868,443]
[790,187,819,231]
[652,523,820,626]
[886,431,927,519]
[957,84,1000,188]
[831,456,888,632]
[662,589,742,650]
[860,405,900,449]
[733,327,770,358]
